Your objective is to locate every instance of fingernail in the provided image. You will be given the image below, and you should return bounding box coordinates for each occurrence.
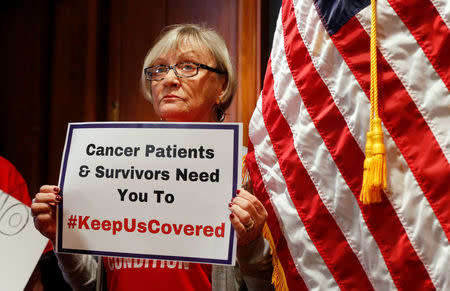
[230,213,235,219]
[236,189,240,195]
[55,195,62,202]
[228,202,233,208]
[54,187,60,192]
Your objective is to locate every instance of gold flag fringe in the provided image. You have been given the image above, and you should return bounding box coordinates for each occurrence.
[242,155,289,290]
[263,223,289,291]
[242,154,251,187]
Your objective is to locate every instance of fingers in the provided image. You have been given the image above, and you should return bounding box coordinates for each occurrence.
[229,212,246,233]
[31,200,54,216]
[34,185,61,207]
[230,196,257,227]
[34,192,61,203]
[31,192,59,221]
[234,190,266,214]
[39,185,60,193]
[229,188,268,246]
[32,185,60,243]
[32,187,60,224]
[229,189,267,226]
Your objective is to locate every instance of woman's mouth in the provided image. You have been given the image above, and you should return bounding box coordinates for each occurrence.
[162,94,182,100]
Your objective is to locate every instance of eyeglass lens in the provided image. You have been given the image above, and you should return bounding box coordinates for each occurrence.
[147,63,199,80]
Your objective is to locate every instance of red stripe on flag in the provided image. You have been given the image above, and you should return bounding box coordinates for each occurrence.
[247,141,309,291]
[282,0,435,290]
[387,0,450,92]
[262,57,374,290]
[331,15,450,241]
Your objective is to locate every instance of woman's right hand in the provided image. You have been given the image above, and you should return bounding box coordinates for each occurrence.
[31,185,62,244]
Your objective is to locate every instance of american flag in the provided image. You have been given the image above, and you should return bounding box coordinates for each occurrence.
[246,0,450,290]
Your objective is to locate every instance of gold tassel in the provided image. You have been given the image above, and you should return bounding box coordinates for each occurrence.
[361,132,373,204]
[263,223,289,291]
[360,0,386,204]
[369,118,387,190]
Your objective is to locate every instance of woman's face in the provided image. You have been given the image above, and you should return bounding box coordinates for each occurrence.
[150,42,226,122]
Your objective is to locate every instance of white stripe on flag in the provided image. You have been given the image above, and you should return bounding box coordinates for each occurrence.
[250,97,338,290]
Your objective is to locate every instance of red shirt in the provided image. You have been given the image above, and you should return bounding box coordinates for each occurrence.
[0,156,53,253]
[0,156,31,206]
[103,257,211,291]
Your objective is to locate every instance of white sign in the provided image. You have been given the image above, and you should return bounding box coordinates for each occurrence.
[0,190,48,291]
[56,122,242,265]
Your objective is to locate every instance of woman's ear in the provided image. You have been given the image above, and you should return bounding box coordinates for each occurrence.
[217,75,227,99]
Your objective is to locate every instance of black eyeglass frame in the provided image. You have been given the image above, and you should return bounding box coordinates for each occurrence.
[144,62,226,81]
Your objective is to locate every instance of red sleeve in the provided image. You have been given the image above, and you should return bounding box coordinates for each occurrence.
[0,156,31,206]
[0,156,52,252]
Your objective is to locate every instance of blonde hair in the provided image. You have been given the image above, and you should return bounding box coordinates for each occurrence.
[141,24,237,112]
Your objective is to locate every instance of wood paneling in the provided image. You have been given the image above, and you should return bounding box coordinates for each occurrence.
[0,0,51,193]
[107,0,166,122]
[47,0,108,183]
[237,0,262,145]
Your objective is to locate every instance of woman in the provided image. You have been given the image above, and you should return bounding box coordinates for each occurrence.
[32,24,274,290]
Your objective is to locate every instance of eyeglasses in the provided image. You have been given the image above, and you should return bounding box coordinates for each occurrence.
[144,62,225,81]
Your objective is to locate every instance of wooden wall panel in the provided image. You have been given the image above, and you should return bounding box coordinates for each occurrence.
[237,0,262,146]
[47,0,108,183]
[165,0,237,59]
[0,0,51,193]
[107,0,166,122]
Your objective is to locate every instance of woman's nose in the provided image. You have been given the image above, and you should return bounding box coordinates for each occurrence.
[161,67,180,86]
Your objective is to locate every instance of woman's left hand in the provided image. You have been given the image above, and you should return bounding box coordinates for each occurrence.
[229,189,268,246]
